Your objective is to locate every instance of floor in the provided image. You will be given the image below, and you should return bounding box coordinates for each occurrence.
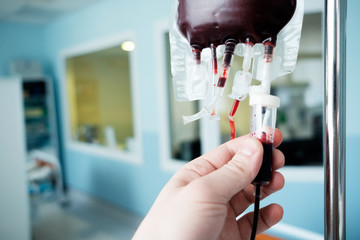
[31,189,143,240]
[29,189,312,240]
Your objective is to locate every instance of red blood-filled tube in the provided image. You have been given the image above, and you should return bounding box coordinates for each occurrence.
[210,43,218,75]
[229,100,240,140]
[217,40,237,88]
[249,94,280,185]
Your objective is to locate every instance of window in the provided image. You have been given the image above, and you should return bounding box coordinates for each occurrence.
[272,13,323,166]
[63,36,141,163]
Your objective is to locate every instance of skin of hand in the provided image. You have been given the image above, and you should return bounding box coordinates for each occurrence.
[133,129,285,240]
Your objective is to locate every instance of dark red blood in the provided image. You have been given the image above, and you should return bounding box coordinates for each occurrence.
[217,77,227,88]
[211,44,218,74]
[230,100,240,117]
[177,0,296,49]
[229,100,240,140]
[192,48,201,64]
[229,119,236,140]
[260,132,267,143]
[217,68,229,87]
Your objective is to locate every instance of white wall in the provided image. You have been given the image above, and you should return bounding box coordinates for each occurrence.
[0,78,31,240]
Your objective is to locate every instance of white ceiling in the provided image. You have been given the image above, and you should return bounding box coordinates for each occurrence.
[0,0,101,24]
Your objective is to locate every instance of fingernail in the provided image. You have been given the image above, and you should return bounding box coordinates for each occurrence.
[240,138,258,157]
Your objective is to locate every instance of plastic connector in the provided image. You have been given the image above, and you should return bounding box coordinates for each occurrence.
[228,71,253,100]
[228,42,254,101]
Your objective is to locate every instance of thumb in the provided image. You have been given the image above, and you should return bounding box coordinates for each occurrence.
[192,137,263,203]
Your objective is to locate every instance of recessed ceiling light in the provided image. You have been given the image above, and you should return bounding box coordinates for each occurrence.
[121,41,135,52]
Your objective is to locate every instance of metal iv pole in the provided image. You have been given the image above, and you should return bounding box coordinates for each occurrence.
[324,0,346,239]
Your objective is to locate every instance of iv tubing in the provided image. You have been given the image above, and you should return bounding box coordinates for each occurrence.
[208,40,237,117]
[210,43,218,74]
[228,42,254,139]
[261,43,274,94]
[182,40,237,125]
[211,43,218,100]
[216,40,236,90]
[250,184,261,240]
[229,100,240,140]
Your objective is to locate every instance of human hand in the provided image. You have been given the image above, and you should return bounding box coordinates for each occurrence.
[133,129,285,240]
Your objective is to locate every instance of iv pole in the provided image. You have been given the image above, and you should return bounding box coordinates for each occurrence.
[324,0,346,239]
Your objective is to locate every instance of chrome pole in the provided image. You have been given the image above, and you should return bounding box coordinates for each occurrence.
[324,0,346,239]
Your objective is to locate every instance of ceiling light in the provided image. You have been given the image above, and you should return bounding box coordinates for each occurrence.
[121,41,135,52]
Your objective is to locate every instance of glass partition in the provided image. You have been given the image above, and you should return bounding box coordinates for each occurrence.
[66,45,135,151]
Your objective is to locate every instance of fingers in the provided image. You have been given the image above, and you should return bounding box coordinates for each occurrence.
[188,137,263,203]
[170,134,260,187]
[170,129,284,190]
[228,146,285,216]
[229,171,285,216]
[272,149,285,170]
[237,204,284,239]
[273,128,283,148]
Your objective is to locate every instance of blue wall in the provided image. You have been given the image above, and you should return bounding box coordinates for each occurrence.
[0,0,359,238]
[42,0,174,215]
[344,0,360,238]
[0,23,49,75]
[347,0,360,137]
